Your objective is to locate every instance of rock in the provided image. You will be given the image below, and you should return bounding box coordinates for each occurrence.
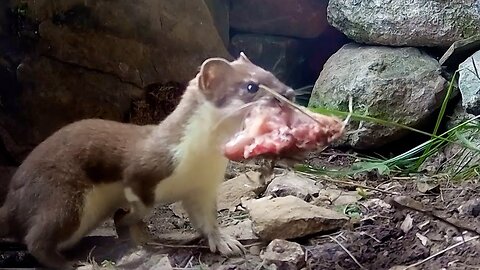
[308,43,447,149]
[217,171,265,211]
[204,0,230,47]
[116,249,172,270]
[425,103,480,175]
[264,172,321,202]
[17,56,144,143]
[244,196,348,241]
[260,239,305,270]
[230,0,329,38]
[22,0,231,87]
[222,219,258,241]
[170,171,265,217]
[314,188,362,206]
[229,34,307,88]
[459,50,480,115]
[327,0,480,47]
[439,34,480,67]
[458,198,480,217]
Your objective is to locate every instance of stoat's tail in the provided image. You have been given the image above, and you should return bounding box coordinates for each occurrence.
[0,206,9,238]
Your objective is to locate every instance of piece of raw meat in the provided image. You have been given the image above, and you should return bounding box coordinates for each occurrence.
[223,103,345,161]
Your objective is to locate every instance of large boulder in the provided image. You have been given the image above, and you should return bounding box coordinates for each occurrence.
[229,34,307,88]
[230,0,329,39]
[308,43,447,149]
[459,50,480,115]
[24,0,232,87]
[327,0,480,47]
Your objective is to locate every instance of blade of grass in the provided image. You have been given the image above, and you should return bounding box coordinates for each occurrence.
[414,71,458,169]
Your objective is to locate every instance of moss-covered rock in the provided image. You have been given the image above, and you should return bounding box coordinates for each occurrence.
[327,0,480,48]
[308,43,447,149]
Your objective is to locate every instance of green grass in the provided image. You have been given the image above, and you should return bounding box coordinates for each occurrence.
[298,69,480,181]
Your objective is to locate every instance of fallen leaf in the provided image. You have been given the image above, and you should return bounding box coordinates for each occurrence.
[415,233,429,246]
[417,220,430,230]
[416,181,440,194]
[400,214,414,233]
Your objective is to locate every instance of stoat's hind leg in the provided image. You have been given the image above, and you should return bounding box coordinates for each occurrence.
[25,214,77,269]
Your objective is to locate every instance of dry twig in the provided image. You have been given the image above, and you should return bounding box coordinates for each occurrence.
[401,235,479,270]
[328,236,367,270]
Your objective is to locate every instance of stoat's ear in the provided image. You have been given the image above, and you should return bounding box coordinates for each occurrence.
[198,58,233,92]
[238,51,252,63]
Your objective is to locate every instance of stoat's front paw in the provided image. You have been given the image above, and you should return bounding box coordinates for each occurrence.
[207,232,245,256]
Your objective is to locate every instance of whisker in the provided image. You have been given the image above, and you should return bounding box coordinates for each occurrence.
[259,84,329,126]
[212,101,260,131]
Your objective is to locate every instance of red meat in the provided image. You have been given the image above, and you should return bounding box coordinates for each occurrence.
[224,103,345,161]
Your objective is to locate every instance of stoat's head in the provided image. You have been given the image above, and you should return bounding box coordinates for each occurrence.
[197,52,296,109]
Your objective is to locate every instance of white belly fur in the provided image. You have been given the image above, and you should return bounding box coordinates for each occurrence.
[58,182,126,250]
[154,102,232,203]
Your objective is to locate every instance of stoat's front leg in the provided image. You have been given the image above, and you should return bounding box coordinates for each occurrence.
[182,189,245,256]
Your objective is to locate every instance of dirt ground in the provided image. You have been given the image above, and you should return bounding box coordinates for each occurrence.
[0,151,479,270]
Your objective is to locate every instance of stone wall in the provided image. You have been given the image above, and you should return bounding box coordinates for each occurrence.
[309,0,480,149]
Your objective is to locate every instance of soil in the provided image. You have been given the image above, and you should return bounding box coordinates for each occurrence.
[0,151,479,270]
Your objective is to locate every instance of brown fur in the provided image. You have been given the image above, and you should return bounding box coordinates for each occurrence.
[0,54,295,269]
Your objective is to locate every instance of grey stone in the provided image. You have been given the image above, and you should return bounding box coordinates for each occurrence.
[458,198,480,217]
[229,34,307,87]
[261,239,306,270]
[327,0,480,47]
[440,35,480,67]
[459,50,480,115]
[116,249,172,270]
[265,172,321,202]
[170,171,265,217]
[244,196,348,241]
[422,103,480,175]
[308,43,446,149]
[230,0,329,38]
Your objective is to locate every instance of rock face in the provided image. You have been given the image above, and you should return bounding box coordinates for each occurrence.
[230,0,329,38]
[244,196,348,241]
[309,43,447,149]
[229,34,307,88]
[459,50,480,115]
[17,56,144,143]
[261,239,306,270]
[29,0,231,87]
[327,0,480,47]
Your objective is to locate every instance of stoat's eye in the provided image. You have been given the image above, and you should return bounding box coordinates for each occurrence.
[246,82,259,93]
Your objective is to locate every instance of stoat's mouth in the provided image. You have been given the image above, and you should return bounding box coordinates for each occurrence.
[223,102,346,161]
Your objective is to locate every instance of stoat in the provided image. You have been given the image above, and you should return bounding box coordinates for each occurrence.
[0,53,295,269]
